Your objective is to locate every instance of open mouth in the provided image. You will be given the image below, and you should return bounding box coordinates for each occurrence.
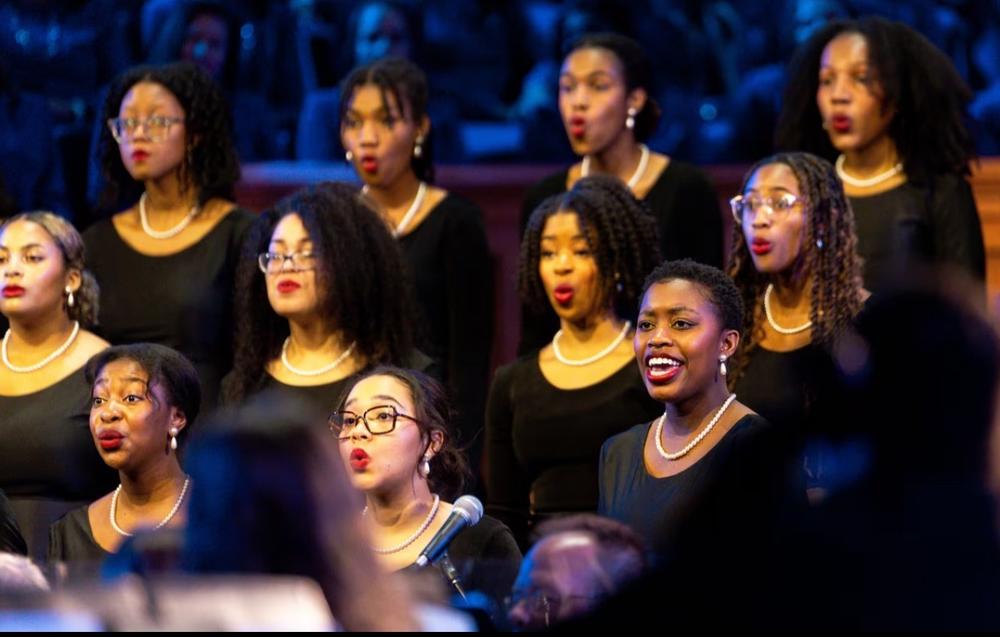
[1,286,25,298]
[553,284,574,305]
[569,117,586,138]
[830,115,851,133]
[97,431,124,450]
[645,355,683,383]
[349,448,370,471]
[360,157,378,173]
[751,238,773,255]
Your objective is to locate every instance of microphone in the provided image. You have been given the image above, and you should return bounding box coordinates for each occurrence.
[414,495,483,568]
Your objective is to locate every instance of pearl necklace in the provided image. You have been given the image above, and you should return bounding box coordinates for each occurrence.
[581,144,650,190]
[361,181,428,237]
[366,495,440,554]
[763,284,812,335]
[1,321,80,373]
[654,393,737,461]
[110,477,191,538]
[835,154,903,188]
[281,339,356,377]
[139,193,200,240]
[552,321,631,367]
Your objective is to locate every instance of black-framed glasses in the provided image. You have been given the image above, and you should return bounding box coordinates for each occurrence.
[729,192,802,225]
[257,251,317,274]
[329,405,419,440]
[107,116,184,143]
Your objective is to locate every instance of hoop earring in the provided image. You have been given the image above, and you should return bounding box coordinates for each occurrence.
[626,107,637,131]
[65,286,75,309]
[169,427,179,452]
[345,149,353,162]
[719,355,728,377]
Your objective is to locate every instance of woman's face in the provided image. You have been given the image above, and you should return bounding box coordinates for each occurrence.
[337,374,427,495]
[816,32,895,155]
[538,211,606,324]
[341,83,425,188]
[264,213,322,321]
[354,3,412,65]
[181,13,230,80]
[0,220,76,322]
[116,81,188,182]
[90,358,185,472]
[634,279,736,404]
[739,163,808,275]
[558,46,640,156]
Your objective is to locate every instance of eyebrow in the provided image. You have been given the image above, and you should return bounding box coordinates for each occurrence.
[745,186,794,195]
[268,238,313,248]
[343,395,405,409]
[640,305,702,316]
[0,243,44,251]
[540,234,588,242]
[560,70,614,80]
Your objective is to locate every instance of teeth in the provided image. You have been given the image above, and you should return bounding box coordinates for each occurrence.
[647,357,681,367]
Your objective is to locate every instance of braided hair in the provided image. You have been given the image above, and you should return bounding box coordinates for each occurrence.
[518,175,661,322]
[727,152,863,384]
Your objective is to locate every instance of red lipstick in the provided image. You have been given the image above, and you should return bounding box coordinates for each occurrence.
[350,448,370,471]
[97,431,124,451]
[360,156,378,174]
[276,279,300,293]
[131,150,150,162]
[1,286,25,298]
[553,284,574,305]
[830,115,851,133]
[569,117,586,138]
[751,238,773,255]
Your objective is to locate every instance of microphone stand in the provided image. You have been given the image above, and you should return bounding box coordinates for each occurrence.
[436,552,467,600]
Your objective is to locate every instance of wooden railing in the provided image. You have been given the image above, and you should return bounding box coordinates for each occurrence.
[236,159,1000,369]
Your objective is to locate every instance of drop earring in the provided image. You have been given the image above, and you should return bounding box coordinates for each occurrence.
[719,355,728,377]
[413,136,424,159]
[65,286,75,308]
[169,427,179,452]
[345,149,353,162]
[420,455,431,478]
[625,107,636,130]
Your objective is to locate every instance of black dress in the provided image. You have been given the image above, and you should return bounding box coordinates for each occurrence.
[409,515,521,611]
[82,210,255,409]
[518,161,723,353]
[0,367,117,562]
[849,175,985,292]
[484,353,662,548]
[48,505,109,564]
[398,194,493,484]
[0,489,27,555]
[598,414,793,549]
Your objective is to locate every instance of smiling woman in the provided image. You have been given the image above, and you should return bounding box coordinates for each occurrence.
[48,343,200,570]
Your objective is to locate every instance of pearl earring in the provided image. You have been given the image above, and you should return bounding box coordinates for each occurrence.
[719,355,728,377]
[65,286,75,309]
[626,107,637,130]
[816,237,825,249]
[169,427,179,451]
[345,149,353,162]
[413,136,424,159]
[420,455,431,478]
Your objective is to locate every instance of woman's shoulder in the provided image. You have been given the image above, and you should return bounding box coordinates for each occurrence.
[602,421,653,458]
[81,217,119,246]
[454,514,521,559]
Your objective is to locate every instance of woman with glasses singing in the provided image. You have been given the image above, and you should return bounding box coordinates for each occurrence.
[333,366,520,619]
[518,32,723,353]
[727,152,868,500]
[339,57,493,482]
[222,183,434,411]
[83,62,253,409]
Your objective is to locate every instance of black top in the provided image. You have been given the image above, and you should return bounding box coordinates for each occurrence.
[398,194,493,473]
[414,514,522,609]
[48,504,109,564]
[849,175,985,292]
[0,366,117,561]
[484,354,662,548]
[518,161,723,353]
[598,414,789,549]
[82,210,255,409]
[0,489,27,555]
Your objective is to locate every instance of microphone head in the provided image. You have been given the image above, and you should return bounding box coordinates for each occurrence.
[452,495,483,526]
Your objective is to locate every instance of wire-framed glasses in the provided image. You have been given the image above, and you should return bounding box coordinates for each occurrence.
[329,405,419,440]
[257,251,317,274]
[729,192,802,225]
[107,116,184,143]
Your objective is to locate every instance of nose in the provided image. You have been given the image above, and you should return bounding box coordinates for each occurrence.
[97,402,123,423]
[750,205,773,228]
[553,251,574,273]
[348,420,372,442]
[359,119,379,146]
[830,75,851,103]
[649,323,674,346]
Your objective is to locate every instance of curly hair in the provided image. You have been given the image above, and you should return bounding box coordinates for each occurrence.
[224,183,418,404]
[339,57,434,183]
[775,17,975,186]
[341,365,471,501]
[641,259,743,334]
[726,152,864,385]
[566,32,662,142]
[96,61,240,213]
[1,212,100,327]
[519,175,661,322]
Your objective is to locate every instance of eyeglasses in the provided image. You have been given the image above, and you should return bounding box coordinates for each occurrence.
[257,251,317,274]
[107,116,184,143]
[329,405,419,440]
[505,590,603,627]
[729,193,802,225]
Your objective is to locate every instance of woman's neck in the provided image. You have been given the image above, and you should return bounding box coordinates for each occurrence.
[119,457,186,505]
[662,381,732,434]
[842,135,900,176]
[6,311,74,350]
[772,268,811,309]
[143,176,198,218]
[558,310,626,348]
[586,133,641,182]
[286,318,347,353]
[365,481,436,530]
[363,170,422,211]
